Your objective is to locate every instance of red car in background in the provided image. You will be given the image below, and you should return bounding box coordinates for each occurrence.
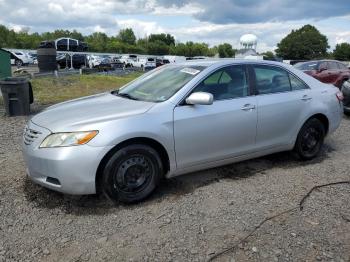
[295,60,350,88]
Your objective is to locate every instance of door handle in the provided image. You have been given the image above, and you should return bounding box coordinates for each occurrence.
[301,95,312,101]
[241,104,256,111]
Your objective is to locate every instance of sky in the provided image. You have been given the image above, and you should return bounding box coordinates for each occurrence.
[0,0,349,52]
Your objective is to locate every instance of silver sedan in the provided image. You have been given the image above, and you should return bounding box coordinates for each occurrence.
[22,60,343,203]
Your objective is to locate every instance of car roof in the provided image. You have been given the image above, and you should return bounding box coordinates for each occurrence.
[175,59,289,68]
[299,59,341,64]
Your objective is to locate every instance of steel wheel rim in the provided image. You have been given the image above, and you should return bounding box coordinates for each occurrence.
[113,154,154,193]
[301,127,321,155]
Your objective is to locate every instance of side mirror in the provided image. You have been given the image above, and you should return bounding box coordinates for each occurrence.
[186,92,213,105]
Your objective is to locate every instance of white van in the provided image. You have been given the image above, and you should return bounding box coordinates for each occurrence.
[163,55,186,63]
[133,57,156,69]
[9,51,33,66]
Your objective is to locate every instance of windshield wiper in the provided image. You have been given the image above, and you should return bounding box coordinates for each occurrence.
[116,92,140,101]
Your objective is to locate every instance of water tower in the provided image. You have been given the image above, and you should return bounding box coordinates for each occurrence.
[240,34,258,50]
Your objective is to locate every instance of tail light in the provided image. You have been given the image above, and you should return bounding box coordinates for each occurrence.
[336,91,344,102]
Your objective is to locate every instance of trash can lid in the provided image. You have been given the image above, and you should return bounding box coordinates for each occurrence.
[0,77,29,85]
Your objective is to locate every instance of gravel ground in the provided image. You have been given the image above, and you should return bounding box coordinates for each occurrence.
[0,108,349,262]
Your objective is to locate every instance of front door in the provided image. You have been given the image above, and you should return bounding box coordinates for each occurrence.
[173,65,257,169]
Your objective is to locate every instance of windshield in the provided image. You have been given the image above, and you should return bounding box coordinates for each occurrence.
[295,62,319,71]
[114,65,206,102]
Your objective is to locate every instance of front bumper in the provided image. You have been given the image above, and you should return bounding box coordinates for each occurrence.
[22,121,113,195]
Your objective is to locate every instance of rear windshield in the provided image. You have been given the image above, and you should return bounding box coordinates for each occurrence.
[294,62,319,70]
[114,65,206,102]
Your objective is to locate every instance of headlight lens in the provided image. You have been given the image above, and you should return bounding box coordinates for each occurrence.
[40,131,98,148]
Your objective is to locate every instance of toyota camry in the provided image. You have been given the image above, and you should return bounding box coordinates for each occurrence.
[22,60,343,203]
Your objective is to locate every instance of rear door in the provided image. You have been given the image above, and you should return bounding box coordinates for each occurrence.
[173,65,258,169]
[251,64,311,149]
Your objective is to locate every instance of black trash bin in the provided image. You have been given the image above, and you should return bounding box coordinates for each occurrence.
[0,77,33,116]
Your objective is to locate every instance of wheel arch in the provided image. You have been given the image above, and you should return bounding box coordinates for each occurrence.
[95,137,170,193]
[304,113,329,135]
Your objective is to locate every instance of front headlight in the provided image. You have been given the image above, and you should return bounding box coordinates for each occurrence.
[40,131,98,148]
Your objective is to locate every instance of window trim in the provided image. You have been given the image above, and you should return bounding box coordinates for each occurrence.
[178,64,252,106]
[248,63,310,96]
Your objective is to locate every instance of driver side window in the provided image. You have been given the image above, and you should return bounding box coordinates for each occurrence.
[193,66,248,100]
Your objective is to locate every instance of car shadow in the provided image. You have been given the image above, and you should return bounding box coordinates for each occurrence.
[22,145,334,215]
[150,144,334,201]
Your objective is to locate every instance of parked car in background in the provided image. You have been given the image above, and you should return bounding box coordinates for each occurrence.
[341,80,350,115]
[29,53,38,64]
[55,38,88,52]
[110,58,125,69]
[133,57,156,69]
[156,58,170,67]
[88,55,112,69]
[295,60,350,88]
[95,58,113,71]
[88,55,100,68]
[119,54,138,67]
[88,55,102,68]
[22,60,343,203]
[57,54,87,69]
[163,55,186,63]
[8,50,33,66]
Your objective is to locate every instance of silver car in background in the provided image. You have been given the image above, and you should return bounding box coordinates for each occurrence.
[22,60,343,203]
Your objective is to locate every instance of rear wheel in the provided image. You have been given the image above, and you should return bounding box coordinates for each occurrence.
[102,144,163,203]
[294,118,325,160]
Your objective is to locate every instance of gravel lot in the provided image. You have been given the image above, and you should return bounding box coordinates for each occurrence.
[0,108,349,262]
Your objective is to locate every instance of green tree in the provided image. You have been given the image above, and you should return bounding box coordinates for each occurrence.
[85,32,108,52]
[217,43,235,58]
[117,28,136,45]
[148,33,175,46]
[333,43,350,61]
[261,51,275,60]
[275,24,329,60]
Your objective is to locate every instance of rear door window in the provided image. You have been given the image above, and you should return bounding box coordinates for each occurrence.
[289,74,309,91]
[253,65,291,94]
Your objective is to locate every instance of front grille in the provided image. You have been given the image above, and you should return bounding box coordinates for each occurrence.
[23,126,42,145]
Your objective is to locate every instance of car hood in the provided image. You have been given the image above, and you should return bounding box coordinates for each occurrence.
[31,93,155,131]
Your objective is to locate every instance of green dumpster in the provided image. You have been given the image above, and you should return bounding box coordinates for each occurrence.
[0,49,12,80]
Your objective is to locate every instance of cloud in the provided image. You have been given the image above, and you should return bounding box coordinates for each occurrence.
[0,0,349,52]
[117,19,164,37]
[155,0,350,24]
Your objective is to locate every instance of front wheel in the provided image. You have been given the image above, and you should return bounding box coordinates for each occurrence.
[102,144,163,203]
[294,118,325,160]
[15,59,23,67]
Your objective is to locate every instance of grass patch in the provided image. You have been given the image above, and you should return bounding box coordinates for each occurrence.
[30,72,143,105]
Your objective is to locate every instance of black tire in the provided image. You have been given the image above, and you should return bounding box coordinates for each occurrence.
[15,59,23,67]
[102,144,163,203]
[294,118,325,160]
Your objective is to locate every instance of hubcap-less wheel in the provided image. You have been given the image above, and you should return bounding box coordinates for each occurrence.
[114,155,154,193]
[294,118,325,160]
[102,144,163,203]
[300,127,321,156]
